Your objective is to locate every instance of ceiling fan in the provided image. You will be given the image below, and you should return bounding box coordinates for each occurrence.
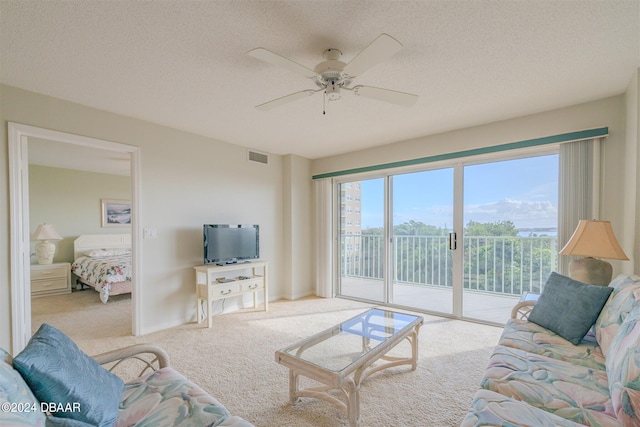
[248,33,419,111]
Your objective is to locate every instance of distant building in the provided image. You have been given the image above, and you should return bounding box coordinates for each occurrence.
[341,181,362,236]
[340,182,362,274]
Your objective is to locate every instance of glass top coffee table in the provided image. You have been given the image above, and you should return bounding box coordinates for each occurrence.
[275,308,423,426]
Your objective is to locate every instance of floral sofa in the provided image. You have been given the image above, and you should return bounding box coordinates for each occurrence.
[0,323,253,426]
[462,273,640,427]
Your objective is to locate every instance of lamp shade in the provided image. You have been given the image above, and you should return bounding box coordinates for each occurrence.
[31,223,63,241]
[560,220,628,260]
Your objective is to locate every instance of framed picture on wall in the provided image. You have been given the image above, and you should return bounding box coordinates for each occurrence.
[101,199,131,227]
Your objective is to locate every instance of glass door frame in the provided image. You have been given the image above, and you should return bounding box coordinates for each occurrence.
[334,163,460,311]
[333,145,559,322]
[334,173,390,304]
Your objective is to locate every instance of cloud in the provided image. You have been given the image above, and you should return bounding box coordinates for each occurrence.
[464,198,557,228]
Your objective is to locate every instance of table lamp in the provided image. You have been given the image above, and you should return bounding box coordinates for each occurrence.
[32,223,63,265]
[559,219,628,286]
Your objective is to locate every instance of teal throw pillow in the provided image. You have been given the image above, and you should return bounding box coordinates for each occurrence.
[528,272,613,345]
[13,324,123,427]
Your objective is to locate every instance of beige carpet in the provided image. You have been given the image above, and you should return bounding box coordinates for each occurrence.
[32,290,502,427]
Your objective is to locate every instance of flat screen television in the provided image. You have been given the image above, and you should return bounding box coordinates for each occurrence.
[203,224,259,265]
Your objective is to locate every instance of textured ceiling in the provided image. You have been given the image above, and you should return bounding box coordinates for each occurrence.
[1,1,639,160]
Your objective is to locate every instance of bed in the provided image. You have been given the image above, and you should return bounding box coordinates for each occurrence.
[71,234,132,303]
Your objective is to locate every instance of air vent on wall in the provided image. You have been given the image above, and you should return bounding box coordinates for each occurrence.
[248,149,269,165]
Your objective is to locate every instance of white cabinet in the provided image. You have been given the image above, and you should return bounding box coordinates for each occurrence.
[194,261,268,328]
[31,262,71,297]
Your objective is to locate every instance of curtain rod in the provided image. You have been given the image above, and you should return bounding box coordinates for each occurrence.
[312,127,608,180]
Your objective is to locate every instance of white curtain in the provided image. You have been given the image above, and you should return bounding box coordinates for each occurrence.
[315,178,334,297]
[558,137,603,274]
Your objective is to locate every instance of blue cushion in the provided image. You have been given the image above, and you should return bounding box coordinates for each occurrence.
[528,272,613,345]
[13,324,123,427]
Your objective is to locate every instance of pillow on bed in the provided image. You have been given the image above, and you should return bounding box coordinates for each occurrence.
[83,248,130,257]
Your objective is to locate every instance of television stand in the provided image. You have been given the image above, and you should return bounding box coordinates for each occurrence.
[215,260,251,266]
[194,261,268,328]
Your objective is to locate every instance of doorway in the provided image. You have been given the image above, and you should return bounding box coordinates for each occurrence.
[8,123,142,354]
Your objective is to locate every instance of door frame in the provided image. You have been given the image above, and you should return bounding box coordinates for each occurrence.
[8,122,142,353]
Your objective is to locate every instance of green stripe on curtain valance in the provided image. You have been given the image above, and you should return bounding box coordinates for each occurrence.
[312,127,608,180]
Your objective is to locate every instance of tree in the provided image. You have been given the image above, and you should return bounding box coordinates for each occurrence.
[465,220,518,236]
[464,220,519,292]
[393,220,445,236]
[362,227,383,235]
[352,219,556,295]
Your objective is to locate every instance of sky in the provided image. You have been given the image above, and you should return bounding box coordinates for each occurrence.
[359,154,559,231]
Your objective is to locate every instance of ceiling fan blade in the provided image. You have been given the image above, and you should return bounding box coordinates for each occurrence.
[352,85,419,106]
[343,33,403,78]
[248,48,318,79]
[255,89,319,111]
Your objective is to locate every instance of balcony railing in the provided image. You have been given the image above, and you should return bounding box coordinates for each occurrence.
[341,234,557,296]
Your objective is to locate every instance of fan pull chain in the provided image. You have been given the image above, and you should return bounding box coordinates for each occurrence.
[323,90,326,115]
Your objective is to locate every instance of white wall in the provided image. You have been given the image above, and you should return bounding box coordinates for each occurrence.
[627,69,640,271]
[29,165,131,263]
[282,154,314,299]
[0,84,294,351]
[0,84,8,349]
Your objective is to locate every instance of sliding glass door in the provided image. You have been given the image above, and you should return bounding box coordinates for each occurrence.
[338,178,385,302]
[462,155,558,323]
[391,168,455,314]
[335,151,558,324]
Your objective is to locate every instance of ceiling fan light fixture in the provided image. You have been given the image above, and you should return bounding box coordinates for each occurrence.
[249,33,418,111]
[323,48,342,60]
[325,81,341,101]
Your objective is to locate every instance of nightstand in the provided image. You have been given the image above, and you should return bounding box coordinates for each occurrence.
[31,262,71,297]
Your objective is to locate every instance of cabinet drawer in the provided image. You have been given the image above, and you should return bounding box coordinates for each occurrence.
[32,277,67,292]
[240,279,263,292]
[211,282,240,297]
[31,267,67,280]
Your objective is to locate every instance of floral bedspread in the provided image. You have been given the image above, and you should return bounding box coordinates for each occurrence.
[71,254,132,290]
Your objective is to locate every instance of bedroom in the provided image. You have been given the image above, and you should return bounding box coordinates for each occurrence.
[28,138,133,335]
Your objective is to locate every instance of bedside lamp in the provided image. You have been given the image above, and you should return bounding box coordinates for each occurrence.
[32,223,63,265]
[559,220,628,286]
